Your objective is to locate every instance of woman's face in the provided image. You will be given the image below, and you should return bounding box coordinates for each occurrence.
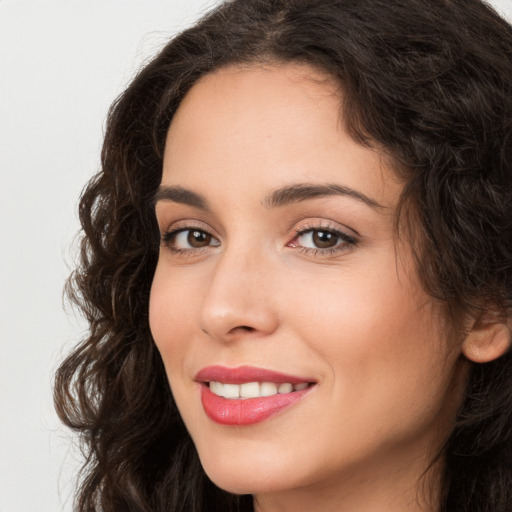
[150,63,467,507]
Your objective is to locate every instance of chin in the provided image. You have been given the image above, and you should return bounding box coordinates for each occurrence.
[197,446,306,496]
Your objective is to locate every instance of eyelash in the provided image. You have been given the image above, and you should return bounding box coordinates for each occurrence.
[287,223,358,257]
[161,225,219,256]
[160,222,358,257]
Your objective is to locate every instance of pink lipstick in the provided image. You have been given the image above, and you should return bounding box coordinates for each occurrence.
[196,365,315,426]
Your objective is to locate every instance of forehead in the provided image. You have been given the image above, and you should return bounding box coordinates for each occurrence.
[162,63,401,210]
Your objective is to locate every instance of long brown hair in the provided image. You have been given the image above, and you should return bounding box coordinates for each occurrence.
[55,1,512,510]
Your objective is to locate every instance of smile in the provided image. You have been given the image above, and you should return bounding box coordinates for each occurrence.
[209,381,310,399]
[195,366,316,426]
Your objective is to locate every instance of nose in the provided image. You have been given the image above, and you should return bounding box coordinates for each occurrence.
[198,245,279,342]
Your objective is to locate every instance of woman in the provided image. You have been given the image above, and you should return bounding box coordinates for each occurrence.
[55,0,512,511]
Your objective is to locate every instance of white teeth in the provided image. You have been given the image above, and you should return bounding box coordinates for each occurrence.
[260,382,278,396]
[209,381,309,399]
[210,380,222,395]
[278,383,293,394]
[222,383,240,399]
[240,382,260,398]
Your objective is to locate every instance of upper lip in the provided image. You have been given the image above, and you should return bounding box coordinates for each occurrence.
[195,365,315,385]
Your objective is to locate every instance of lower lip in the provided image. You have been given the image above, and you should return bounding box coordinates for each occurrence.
[200,385,311,426]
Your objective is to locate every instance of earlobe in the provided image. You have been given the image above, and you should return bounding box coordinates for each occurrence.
[462,317,512,363]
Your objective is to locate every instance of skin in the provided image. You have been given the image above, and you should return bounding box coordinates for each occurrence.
[149,63,469,512]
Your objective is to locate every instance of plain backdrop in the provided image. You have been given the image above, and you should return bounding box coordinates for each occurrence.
[0,2,223,511]
[1,1,512,511]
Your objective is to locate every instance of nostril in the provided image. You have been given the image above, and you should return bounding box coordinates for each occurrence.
[233,325,255,333]
[201,325,256,339]
[202,325,255,338]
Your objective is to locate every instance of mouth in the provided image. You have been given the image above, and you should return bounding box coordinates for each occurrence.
[208,380,311,399]
[195,365,316,426]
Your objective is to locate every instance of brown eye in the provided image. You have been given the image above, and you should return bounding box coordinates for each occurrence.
[163,228,220,251]
[288,227,357,255]
[297,229,341,249]
[187,229,212,248]
[311,230,338,248]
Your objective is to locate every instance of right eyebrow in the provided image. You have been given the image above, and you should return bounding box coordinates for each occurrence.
[263,182,384,210]
[153,185,209,210]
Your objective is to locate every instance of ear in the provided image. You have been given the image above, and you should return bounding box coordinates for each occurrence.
[462,312,512,363]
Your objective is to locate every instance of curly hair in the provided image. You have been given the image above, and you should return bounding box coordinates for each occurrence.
[54,1,512,510]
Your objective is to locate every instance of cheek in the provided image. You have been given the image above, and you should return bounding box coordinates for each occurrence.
[149,263,216,447]
[283,255,456,418]
[149,264,195,367]
[284,257,426,355]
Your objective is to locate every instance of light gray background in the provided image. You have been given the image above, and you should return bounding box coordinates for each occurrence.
[1,1,511,511]
[0,2,222,511]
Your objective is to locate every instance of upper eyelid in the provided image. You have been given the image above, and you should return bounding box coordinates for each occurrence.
[290,219,359,239]
[291,227,358,246]
[160,219,218,236]
[161,225,220,242]
[154,202,221,233]
[158,217,359,244]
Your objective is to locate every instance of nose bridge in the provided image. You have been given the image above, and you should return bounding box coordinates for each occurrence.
[199,239,278,340]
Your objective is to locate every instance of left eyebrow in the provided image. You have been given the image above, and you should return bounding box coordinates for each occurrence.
[153,185,210,210]
[263,183,384,210]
